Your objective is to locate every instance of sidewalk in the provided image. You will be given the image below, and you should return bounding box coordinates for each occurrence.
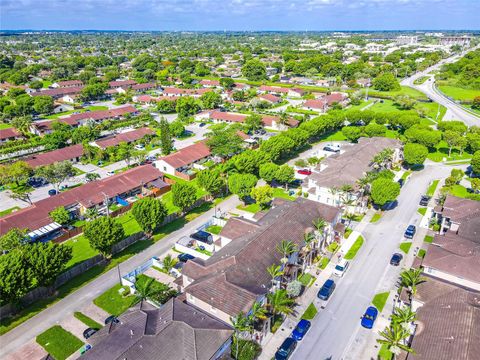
[259,211,374,359]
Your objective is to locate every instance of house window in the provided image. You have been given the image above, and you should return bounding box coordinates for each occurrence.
[163,166,167,171]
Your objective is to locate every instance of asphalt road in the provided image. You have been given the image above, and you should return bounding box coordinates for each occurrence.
[400,46,480,127]
[291,163,454,360]
[0,195,241,358]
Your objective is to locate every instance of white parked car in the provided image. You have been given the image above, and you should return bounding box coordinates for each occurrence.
[333,259,350,277]
[106,171,115,177]
[134,144,145,150]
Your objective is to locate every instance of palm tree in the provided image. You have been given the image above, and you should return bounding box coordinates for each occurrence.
[276,240,297,264]
[162,254,178,273]
[377,322,414,359]
[134,276,160,305]
[248,301,267,334]
[302,232,315,268]
[312,218,327,251]
[392,306,417,330]
[343,212,357,228]
[279,112,289,126]
[400,268,426,299]
[267,264,284,289]
[266,289,295,325]
[329,186,339,205]
[230,312,252,358]
[85,207,99,220]
[11,115,33,136]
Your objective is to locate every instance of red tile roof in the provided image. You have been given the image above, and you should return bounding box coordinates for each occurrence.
[162,87,210,96]
[209,111,247,123]
[258,85,288,93]
[31,86,84,98]
[24,144,84,168]
[95,128,154,149]
[55,80,84,88]
[0,165,165,236]
[131,83,157,91]
[109,80,137,88]
[160,141,211,169]
[199,80,220,86]
[0,127,23,141]
[304,99,327,109]
[258,94,281,103]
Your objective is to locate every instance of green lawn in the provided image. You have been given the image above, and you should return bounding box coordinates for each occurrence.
[206,225,223,235]
[344,228,353,239]
[344,236,364,260]
[400,170,412,181]
[438,85,480,102]
[371,291,390,312]
[415,101,446,121]
[378,344,393,360]
[0,206,20,218]
[427,180,439,197]
[36,325,84,360]
[94,284,137,316]
[413,76,429,85]
[298,273,314,287]
[43,106,109,120]
[326,242,339,253]
[237,203,261,213]
[400,242,413,254]
[427,141,473,162]
[417,207,427,216]
[301,303,318,320]
[347,100,373,111]
[424,235,434,243]
[417,249,426,258]
[0,122,13,129]
[370,213,382,223]
[315,130,347,142]
[368,99,399,113]
[364,86,429,100]
[64,235,99,270]
[272,187,295,201]
[73,312,102,330]
[318,256,330,270]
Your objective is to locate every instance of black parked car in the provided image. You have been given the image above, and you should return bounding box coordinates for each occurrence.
[275,337,297,360]
[390,253,403,266]
[48,189,58,196]
[190,230,213,245]
[178,253,195,262]
[104,315,119,325]
[83,328,97,339]
[419,195,430,206]
[404,225,416,239]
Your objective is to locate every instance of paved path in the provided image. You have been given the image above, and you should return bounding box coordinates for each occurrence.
[0,195,241,358]
[290,163,454,360]
[400,45,480,126]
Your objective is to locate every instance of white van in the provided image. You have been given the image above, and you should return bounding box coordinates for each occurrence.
[333,259,350,277]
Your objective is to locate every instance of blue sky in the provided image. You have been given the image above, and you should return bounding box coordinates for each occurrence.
[1,0,479,31]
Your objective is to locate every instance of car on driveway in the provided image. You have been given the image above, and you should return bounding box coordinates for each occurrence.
[83,328,97,339]
[404,225,416,239]
[48,189,57,196]
[104,315,119,325]
[291,319,311,341]
[390,253,403,266]
[419,195,430,206]
[199,122,206,127]
[317,279,336,301]
[178,253,195,262]
[361,306,378,329]
[323,144,341,153]
[275,337,297,360]
[297,169,312,176]
[333,259,350,277]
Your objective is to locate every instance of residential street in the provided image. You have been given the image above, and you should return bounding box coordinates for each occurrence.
[291,162,455,360]
[0,195,241,358]
[401,45,480,126]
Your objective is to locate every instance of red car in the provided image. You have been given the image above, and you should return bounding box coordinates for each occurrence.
[297,169,312,175]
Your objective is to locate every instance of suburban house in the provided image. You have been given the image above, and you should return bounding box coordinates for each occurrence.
[199,79,220,88]
[51,80,84,88]
[303,137,402,211]
[258,85,288,96]
[109,80,137,89]
[0,165,169,240]
[0,127,24,143]
[30,86,84,100]
[131,82,158,93]
[94,127,154,149]
[302,92,349,112]
[30,105,139,135]
[288,88,306,97]
[24,143,84,168]
[401,277,480,360]
[179,198,342,325]
[424,196,480,291]
[83,299,233,360]
[257,93,282,104]
[209,111,298,131]
[302,99,328,112]
[162,87,210,98]
[155,141,212,180]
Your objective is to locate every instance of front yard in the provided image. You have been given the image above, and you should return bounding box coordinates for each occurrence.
[93,284,137,316]
[36,325,84,360]
[371,291,390,312]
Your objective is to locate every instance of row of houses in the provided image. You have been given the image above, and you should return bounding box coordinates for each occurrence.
[0,165,170,240]
[30,105,138,136]
[23,127,154,168]
[401,195,480,360]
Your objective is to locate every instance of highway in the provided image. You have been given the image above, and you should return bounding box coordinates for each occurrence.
[401,46,480,126]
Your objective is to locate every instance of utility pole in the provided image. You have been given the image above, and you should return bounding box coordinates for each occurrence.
[103,192,110,216]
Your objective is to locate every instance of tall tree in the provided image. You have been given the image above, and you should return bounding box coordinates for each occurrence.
[276,240,297,263]
[36,161,75,192]
[172,182,198,213]
[0,228,27,252]
[228,173,257,201]
[159,117,173,155]
[131,197,167,236]
[83,216,125,258]
[0,249,34,304]
[49,206,70,225]
[377,322,414,359]
[370,178,400,206]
